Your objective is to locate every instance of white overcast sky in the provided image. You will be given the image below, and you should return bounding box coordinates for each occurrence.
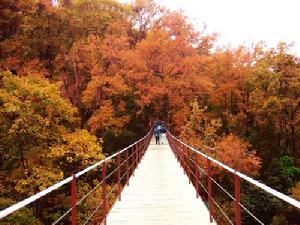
[120,0,300,55]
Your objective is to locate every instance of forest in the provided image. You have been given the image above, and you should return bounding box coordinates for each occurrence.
[0,0,300,224]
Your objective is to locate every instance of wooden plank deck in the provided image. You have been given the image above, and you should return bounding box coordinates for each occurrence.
[106,138,217,225]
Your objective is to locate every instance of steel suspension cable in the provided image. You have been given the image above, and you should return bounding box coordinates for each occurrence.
[0,129,152,220]
[53,146,138,224]
[169,132,270,225]
[168,131,300,209]
[82,133,150,224]
[187,163,234,225]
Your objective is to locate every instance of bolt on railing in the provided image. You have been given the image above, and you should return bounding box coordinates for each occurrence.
[0,129,153,224]
[167,130,300,225]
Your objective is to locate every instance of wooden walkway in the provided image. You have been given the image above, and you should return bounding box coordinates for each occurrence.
[106,138,217,225]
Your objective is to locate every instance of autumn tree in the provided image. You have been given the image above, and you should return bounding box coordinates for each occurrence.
[1,0,300,224]
[248,43,300,166]
[0,71,77,171]
[0,71,105,223]
[214,134,261,176]
[180,100,221,147]
[131,0,165,41]
[121,10,215,129]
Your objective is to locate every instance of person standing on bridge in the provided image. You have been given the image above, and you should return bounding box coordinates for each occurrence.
[154,126,161,145]
[159,123,166,144]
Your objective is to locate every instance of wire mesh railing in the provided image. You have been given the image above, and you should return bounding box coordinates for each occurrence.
[0,129,153,225]
[167,130,300,225]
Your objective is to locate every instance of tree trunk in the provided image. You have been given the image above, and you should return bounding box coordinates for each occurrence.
[291,124,297,166]
[20,148,26,169]
[283,122,288,155]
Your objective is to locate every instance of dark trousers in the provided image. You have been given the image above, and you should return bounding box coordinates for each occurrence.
[155,135,160,144]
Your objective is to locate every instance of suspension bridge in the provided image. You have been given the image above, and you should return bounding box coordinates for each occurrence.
[0,129,300,225]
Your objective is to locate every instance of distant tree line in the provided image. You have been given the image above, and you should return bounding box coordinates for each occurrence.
[0,0,300,224]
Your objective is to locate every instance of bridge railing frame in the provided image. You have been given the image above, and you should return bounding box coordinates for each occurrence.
[167,130,300,225]
[0,129,153,224]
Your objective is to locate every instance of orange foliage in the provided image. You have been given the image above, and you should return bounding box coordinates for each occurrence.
[213,134,261,176]
[88,100,129,134]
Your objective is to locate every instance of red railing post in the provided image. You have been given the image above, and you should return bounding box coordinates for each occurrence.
[141,140,143,157]
[187,147,191,184]
[140,141,142,161]
[126,149,129,186]
[71,174,77,225]
[131,146,135,176]
[182,145,185,168]
[137,142,140,163]
[136,143,139,168]
[117,153,121,201]
[176,142,181,168]
[141,139,144,158]
[171,140,175,156]
[181,144,186,174]
[207,158,213,223]
[176,143,180,161]
[170,137,173,150]
[234,173,241,225]
[176,142,184,167]
[175,142,179,160]
[182,145,187,175]
[195,155,199,198]
[185,146,188,175]
[179,143,183,168]
[102,163,107,225]
[176,142,179,157]
[140,140,143,159]
[139,140,142,161]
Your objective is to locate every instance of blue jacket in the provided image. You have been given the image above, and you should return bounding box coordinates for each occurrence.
[154,128,160,137]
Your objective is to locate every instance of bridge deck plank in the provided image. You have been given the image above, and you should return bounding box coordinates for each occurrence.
[106,139,217,225]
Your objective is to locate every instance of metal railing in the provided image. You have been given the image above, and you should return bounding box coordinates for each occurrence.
[167,130,300,225]
[2,127,300,225]
[0,129,153,224]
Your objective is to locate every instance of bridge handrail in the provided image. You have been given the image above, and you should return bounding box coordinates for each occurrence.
[167,130,300,209]
[0,129,153,220]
